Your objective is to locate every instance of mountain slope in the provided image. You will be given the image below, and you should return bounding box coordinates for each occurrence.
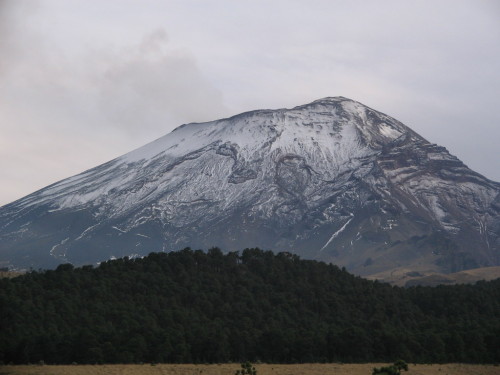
[1,97,499,273]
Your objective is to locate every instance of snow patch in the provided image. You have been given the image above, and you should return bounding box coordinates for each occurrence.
[75,224,99,241]
[320,216,354,251]
[50,237,69,259]
[379,124,401,139]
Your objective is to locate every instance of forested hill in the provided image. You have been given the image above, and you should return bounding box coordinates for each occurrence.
[1,248,499,365]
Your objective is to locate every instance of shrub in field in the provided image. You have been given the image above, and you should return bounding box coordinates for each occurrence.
[235,361,257,375]
[372,360,408,375]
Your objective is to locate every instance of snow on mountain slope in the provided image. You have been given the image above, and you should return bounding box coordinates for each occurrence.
[1,97,499,273]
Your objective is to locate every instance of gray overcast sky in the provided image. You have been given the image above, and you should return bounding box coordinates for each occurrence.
[1,0,499,206]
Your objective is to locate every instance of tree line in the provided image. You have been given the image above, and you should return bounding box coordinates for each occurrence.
[0,248,499,364]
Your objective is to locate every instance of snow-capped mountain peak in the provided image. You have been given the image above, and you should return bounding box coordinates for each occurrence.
[1,97,499,274]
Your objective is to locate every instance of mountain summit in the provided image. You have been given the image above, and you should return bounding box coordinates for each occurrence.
[1,97,499,274]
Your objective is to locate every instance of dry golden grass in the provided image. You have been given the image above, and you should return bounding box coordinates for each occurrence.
[0,271,24,279]
[367,266,500,287]
[1,363,499,375]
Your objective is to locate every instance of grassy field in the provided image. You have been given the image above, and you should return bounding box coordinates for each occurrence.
[1,363,499,375]
[0,271,24,279]
[367,266,500,287]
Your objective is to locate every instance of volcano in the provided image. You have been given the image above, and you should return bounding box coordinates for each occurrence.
[1,97,499,275]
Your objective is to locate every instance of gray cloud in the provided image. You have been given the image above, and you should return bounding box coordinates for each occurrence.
[97,29,228,134]
[0,1,40,76]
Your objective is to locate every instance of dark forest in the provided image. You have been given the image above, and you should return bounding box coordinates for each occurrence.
[1,248,499,364]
